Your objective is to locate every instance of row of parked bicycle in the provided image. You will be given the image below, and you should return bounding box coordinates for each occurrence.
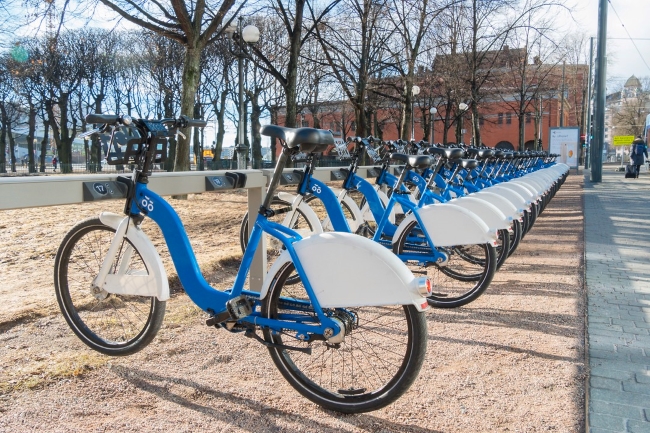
[53,116,568,415]
[240,134,568,309]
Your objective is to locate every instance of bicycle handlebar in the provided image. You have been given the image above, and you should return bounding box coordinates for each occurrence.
[177,115,208,128]
[86,113,123,125]
[86,113,207,129]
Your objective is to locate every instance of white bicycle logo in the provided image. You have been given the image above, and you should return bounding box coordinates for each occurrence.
[141,196,155,212]
[311,185,321,194]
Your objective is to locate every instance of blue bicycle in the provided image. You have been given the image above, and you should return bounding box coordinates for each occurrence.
[54,116,430,413]
[240,137,498,308]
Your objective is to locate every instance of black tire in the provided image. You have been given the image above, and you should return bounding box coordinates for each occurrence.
[262,262,427,413]
[393,220,496,308]
[54,217,165,356]
[495,228,510,269]
[507,219,523,257]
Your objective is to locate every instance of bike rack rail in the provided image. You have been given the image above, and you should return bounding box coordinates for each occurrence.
[0,166,383,291]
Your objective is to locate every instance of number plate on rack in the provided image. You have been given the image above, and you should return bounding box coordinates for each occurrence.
[82,181,128,201]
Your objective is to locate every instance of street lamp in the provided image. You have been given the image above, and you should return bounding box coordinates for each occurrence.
[429,107,437,144]
[228,18,260,169]
[457,102,468,144]
[411,85,420,141]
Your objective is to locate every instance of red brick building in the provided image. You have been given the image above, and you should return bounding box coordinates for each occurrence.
[272,48,588,154]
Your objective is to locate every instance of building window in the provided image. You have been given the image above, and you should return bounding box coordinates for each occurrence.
[506,112,511,124]
[525,112,532,124]
[497,113,503,124]
[479,116,484,126]
[329,122,335,131]
[351,121,356,131]
[302,119,309,127]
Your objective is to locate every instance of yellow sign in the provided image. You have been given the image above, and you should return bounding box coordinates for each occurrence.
[613,135,635,146]
[203,149,213,157]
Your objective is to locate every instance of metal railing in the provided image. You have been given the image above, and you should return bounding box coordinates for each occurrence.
[0,166,381,292]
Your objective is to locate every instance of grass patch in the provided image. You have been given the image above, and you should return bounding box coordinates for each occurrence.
[0,352,108,394]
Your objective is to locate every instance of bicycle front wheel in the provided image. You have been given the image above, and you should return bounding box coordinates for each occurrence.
[262,262,427,413]
[54,217,165,356]
[394,220,496,308]
[507,219,523,257]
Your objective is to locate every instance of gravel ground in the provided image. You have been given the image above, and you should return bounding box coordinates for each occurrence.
[0,174,585,432]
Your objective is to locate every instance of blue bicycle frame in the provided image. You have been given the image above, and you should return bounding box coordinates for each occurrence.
[129,182,341,338]
[296,162,446,264]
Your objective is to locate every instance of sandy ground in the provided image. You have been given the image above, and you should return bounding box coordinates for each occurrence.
[0,175,585,432]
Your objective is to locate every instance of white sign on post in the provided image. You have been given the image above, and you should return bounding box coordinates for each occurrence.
[549,127,580,168]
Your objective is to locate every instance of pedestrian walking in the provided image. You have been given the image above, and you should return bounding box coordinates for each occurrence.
[630,136,648,178]
[52,156,58,172]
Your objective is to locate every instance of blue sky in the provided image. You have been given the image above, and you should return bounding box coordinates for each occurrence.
[571,0,650,87]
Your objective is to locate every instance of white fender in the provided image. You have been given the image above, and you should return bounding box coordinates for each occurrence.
[483,185,530,211]
[512,177,545,196]
[392,203,497,247]
[99,212,169,301]
[554,163,570,173]
[449,196,511,230]
[260,232,428,311]
[277,191,324,238]
[320,188,364,232]
[497,181,538,202]
[523,172,552,191]
[526,171,554,188]
[472,190,522,219]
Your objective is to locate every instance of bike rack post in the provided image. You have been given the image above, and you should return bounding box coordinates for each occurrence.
[246,182,266,292]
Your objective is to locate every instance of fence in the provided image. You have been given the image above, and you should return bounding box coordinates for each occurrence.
[0,166,380,291]
[2,156,350,175]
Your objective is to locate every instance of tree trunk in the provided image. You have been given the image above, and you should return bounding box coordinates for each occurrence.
[283,0,305,129]
[7,115,16,173]
[26,101,37,173]
[193,102,202,171]
[212,89,228,169]
[175,46,202,173]
[163,92,175,172]
[251,91,262,169]
[0,104,6,174]
[40,118,49,173]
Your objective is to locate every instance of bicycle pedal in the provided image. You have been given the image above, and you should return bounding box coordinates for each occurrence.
[227,295,253,319]
[205,296,253,327]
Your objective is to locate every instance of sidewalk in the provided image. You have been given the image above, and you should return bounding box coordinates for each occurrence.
[584,166,650,433]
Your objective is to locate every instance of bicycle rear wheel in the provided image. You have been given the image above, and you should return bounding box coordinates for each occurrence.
[54,217,165,356]
[262,262,427,413]
[393,220,496,308]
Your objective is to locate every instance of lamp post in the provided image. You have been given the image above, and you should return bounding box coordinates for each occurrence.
[228,18,260,169]
[411,85,420,141]
[458,102,468,144]
[429,107,437,144]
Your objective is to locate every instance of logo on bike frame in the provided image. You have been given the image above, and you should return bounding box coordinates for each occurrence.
[141,196,155,212]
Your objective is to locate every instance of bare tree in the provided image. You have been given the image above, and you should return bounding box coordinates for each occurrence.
[200,37,233,168]
[440,0,567,146]
[250,0,340,131]
[613,80,650,137]
[93,0,237,175]
[310,0,393,138]
[385,0,445,140]
[492,15,561,150]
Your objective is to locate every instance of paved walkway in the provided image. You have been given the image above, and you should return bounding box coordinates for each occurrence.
[584,165,650,433]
